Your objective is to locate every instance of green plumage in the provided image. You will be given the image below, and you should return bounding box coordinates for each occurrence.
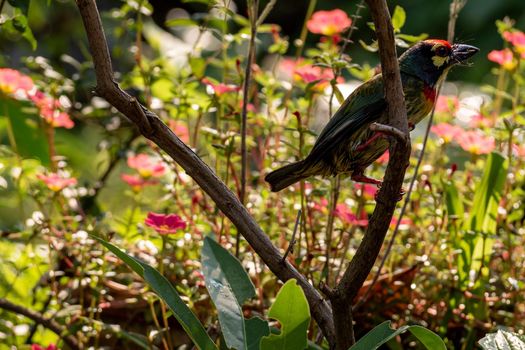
[266,40,479,192]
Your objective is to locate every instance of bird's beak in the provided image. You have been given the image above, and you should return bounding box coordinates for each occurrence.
[451,44,479,63]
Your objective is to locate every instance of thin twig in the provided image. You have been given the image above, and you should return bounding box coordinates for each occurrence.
[281,209,301,263]
[237,0,259,257]
[0,298,79,349]
[256,0,276,27]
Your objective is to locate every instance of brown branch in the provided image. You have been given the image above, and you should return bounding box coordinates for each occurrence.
[328,0,411,349]
[0,298,79,349]
[74,0,335,345]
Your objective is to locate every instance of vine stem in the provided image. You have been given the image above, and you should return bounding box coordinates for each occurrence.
[237,0,258,257]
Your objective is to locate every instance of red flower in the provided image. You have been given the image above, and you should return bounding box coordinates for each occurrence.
[31,344,58,350]
[435,95,459,114]
[456,130,495,155]
[334,203,368,226]
[488,49,516,70]
[145,212,187,234]
[431,123,464,143]
[0,68,34,97]
[127,154,166,178]
[37,172,77,192]
[121,174,158,191]
[202,77,240,96]
[307,9,351,36]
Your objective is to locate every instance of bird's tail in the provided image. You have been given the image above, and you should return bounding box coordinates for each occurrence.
[265,160,311,192]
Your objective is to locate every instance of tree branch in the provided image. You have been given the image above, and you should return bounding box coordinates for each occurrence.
[329,0,411,349]
[74,0,335,344]
[0,298,79,349]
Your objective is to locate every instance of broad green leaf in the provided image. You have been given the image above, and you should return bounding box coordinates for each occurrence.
[93,236,217,350]
[7,0,30,15]
[202,237,255,305]
[465,152,507,235]
[0,99,49,165]
[201,237,256,350]
[444,180,464,219]
[479,330,525,350]
[246,317,270,350]
[391,6,406,32]
[260,279,310,350]
[350,321,446,350]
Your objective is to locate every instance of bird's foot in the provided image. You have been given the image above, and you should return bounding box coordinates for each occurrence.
[374,185,406,201]
[351,173,382,186]
[408,122,415,131]
[355,132,385,152]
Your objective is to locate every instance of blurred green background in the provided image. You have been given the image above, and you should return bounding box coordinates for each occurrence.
[1,0,524,84]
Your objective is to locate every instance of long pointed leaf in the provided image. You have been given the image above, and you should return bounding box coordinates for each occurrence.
[93,236,217,350]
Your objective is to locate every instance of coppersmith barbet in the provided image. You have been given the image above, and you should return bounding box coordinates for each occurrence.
[265,39,479,192]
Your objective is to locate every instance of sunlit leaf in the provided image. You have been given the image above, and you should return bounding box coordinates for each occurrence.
[260,279,310,350]
[479,329,525,350]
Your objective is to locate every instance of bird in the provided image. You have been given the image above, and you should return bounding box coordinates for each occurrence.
[265,39,479,192]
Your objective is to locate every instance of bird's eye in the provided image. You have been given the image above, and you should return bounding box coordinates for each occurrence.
[435,46,448,56]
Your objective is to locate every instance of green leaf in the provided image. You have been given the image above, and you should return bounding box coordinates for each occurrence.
[332,84,345,105]
[7,0,30,15]
[479,330,525,349]
[93,236,217,350]
[350,321,446,350]
[246,317,270,350]
[391,6,406,32]
[465,152,508,234]
[444,180,464,220]
[165,18,199,27]
[0,99,49,165]
[260,279,310,350]
[201,237,256,350]
[202,237,255,305]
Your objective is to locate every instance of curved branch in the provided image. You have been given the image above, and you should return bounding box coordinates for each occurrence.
[74,0,335,344]
[329,0,411,349]
[0,298,79,349]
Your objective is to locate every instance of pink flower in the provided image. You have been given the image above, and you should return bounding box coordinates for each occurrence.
[431,123,464,143]
[121,174,158,191]
[488,49,516,70]
[390,216,412,229]
[169,120,190,144]
[334,203,368,226]
[202,77,240,96]
[512,144,525,158]
[503,31,525,53]
[435,95,459,114]
[456,130,495,155]
[31,344,58,350]
[37,172,77,192]
[354,183,378,199]
[145,212,187,234]
[469,113,494,128]
[307,9,351,36]
[376,150,389,164]
[294,64,343,90]
[311,197,329,212]
[31,91,74,129]
[0,68,34,97]
[127,154,166,178]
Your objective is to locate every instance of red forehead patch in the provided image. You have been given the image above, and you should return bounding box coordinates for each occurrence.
[425,39,452,48]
